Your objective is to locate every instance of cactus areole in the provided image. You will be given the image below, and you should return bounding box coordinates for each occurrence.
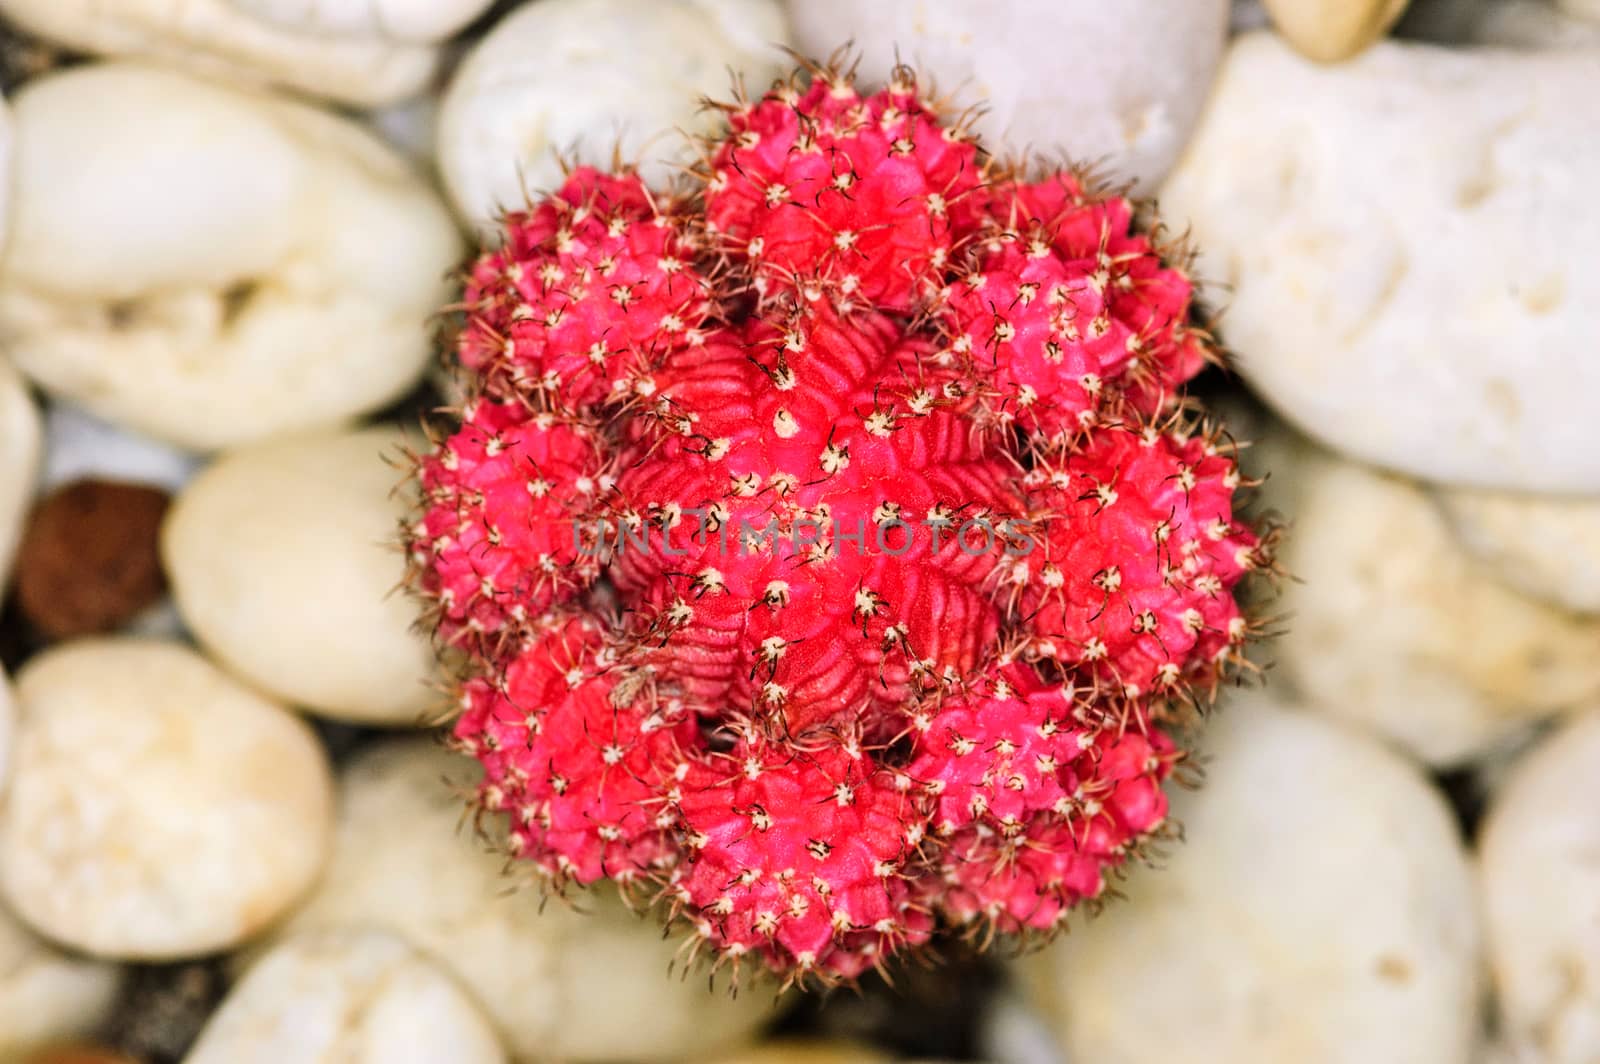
[408,61,1270,986]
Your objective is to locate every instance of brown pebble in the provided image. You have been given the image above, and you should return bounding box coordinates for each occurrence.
[12,479,171,639]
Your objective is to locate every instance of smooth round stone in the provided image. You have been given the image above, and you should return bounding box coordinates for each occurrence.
[0,0,435,106]
[263,738,781,1063]
[185,929,505,1064]
[0,640,334,960]
[1435,487,1600,615]
[1021,694,1481,1064]
[1262,0,1411,60]
[437,0,788,230]
[225,0,496,43]
[0,63,462,452]
[787,0,1228,194]
[0,901,123,1059]
[1480,710,1600,1062]
[1162,35,1600,492]
[162,426,437,726]
[0,358,42,589]
[1265,432,1600,765]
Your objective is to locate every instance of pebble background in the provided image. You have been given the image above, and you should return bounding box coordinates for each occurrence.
[1,0,1597,1062]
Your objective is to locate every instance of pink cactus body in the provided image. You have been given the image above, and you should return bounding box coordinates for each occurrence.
[457,168,711,411]
[412,62,1268,986]
[410,400,607,655]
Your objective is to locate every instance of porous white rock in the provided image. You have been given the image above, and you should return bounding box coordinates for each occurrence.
[162,425,437,726]
[1480,710,1600,1063]
[1265,434,1600,765]
[0,639,334,960]
[1162,34,1600,492]
[0,900,123,1058]
[437,0,789,230]
[786,0,1228,194]
[41,403,201,494]
[1262,0,1411,60]
[226,0,496,43]
[1022,695,1481,1064]
[1435,487,1600,615]
[185,929,506,1064]
[0,359,41,589]
[0,0,436,105]
[0,63,463,452]
[265,738,781,1063]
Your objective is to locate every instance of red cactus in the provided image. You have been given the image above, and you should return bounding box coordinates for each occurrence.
[415,60,1268,986]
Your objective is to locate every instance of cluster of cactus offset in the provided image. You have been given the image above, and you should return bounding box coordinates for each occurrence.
[409,60,1269,985]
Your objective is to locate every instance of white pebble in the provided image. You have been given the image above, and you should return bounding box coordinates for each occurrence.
[1480,710,1600,1063]
[0,898,123,1058]
[0,62,463,452]
[41,402,201,494]
[0,359,41,590]
[0,0,436,106]
[163,425,438,726]
[225,0,496,43]
[1436,487,1600,616]
[1264,429,1600,765]
[438,0,789,231]
[185,928,506,1064]
[0,639,334,960]
[1161,35,1600,492]
[1021,693,1481,1063]
[787,0,1228,194]
[262,738,782,1063]
[1261,0,1411,60]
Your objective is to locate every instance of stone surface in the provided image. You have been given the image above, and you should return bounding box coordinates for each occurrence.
[1435,486,1600,615]
[1162,34,1600,492]
[0,666,12,794]
[15,480,171,639]
[1558,0,1600,21]
[225,0,496,43]
[1,92,11,252]
[0,0,436,105]
[703,1043,889,1064]
[40,404,199,495]
[1264,430,1600,765]
[162,425,438,726]
[1022,694,1481,1063]
[185,929,506,1064]
[1263,0,1411,60]
[1480,710,1600,1063]
[0,639,334,960]
[1476,0,1600,45]
[0,62,462,452]
[786,0,1228,194]
[0,358,41,590]
[0,900,124,1058]
[263,738,782,1063]
[437,0,789,230]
